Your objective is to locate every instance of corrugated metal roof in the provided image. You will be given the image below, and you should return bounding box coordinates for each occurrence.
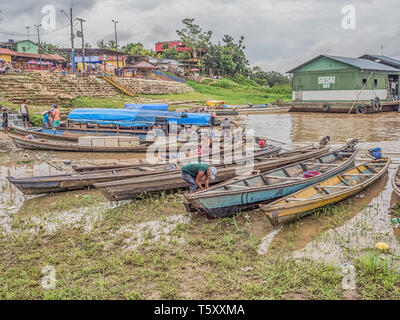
[133,60,158,69]
[325,55,400,72]
[0,48,16,55]
[359,55,400,68]
[287,54,400,73]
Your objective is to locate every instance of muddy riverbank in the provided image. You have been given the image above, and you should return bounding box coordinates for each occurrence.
[1,112,400,300]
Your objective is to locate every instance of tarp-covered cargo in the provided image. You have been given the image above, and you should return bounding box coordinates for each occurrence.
[68,108,211,127]
[125,103,169,111]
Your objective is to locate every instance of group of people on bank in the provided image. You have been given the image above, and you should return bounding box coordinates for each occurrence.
[1,100,61,134]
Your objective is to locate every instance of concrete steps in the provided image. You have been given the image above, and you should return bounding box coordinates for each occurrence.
[0,72,120,106]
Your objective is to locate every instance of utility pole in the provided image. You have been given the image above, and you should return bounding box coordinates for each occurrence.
[25,26,30,41]
[112,19,119,76]
[70,7,75,72]
[34,24,42,70]
[62,6,76,72]
[76,17,86,72]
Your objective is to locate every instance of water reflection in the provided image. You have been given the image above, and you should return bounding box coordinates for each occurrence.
[293,169,400,267]
[0,163,60,233]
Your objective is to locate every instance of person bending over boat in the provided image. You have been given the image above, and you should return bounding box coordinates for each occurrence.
[181,163,217,193]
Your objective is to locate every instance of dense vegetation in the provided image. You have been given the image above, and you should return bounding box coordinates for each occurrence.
[95,18,290,88]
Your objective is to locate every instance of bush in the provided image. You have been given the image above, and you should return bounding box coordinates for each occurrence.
[200,78,215,85]
[30,113,43,127]
[230,75,259,88]
[209,78,240,89]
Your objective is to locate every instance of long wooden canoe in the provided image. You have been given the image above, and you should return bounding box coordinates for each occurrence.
[9,134,196,153]
[392,166,400,198]
[72,144,281,173]
[7,145,280,195]
[9,125,157,143]
[261,158,391,225]
[94,145,331,201]
[184,144,358,219]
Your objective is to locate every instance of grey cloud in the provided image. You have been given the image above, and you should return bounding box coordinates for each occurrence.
[0,0,399,72]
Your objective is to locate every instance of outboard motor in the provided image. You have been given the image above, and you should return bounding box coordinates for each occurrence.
[369,147,382,159]
[345,138,359,150]
[314,136,331,148]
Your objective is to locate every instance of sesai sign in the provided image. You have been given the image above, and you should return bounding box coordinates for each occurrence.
[318,76,335,89]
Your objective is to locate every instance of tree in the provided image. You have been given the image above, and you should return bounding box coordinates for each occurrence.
[202,35,249,77]
[97,40,108,49]
[176,18,212,59]
[39,42,59,54]
[107,40,116,50]
[177,51,191,61]
[221,35,249,76]
[250,66,290,87]
[161,48,178,59]
[121,42,157,56]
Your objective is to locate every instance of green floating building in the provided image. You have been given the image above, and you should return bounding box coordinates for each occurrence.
[288,55,400,113]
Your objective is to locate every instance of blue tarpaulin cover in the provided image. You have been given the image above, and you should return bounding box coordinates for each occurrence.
[125,103,169,111]
[68,108,211,127]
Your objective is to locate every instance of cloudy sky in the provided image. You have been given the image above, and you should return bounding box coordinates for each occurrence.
[0,0,399,72]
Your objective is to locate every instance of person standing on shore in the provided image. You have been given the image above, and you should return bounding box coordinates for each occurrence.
[43,111,51,128]
[221,117,238,139]
[210,111,216,127]
[2,107,8,134]
[20,99,31,128]
[52,105,61,129]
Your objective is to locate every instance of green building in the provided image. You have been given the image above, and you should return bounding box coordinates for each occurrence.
[0,40,38,54]
[288,55,400,103]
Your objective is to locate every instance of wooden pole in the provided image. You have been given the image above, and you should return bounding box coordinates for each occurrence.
[348,72,373,114]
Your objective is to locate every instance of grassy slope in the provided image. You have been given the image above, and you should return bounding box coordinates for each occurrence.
[138,79,292,105]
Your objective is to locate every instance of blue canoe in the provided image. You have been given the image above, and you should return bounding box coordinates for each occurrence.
[185,143,358,218]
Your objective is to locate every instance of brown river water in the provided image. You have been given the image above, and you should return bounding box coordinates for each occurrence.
[1,111,400,267]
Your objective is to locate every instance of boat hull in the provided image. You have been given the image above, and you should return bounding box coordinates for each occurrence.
[392,166,400,199]
[94,147,331,201]
[185,146,358,218]
[262,159,391,225]
[8,147,282,195]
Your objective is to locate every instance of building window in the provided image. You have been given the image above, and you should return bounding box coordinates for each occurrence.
[22,47,26,52]
[362,78,367,85]
[374,79,378,88]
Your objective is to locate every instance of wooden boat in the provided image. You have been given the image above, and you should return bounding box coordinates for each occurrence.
[392,166,400,198]
[8,145,280,195]
[94,145,332,201]
[261,158,391,225]
[9,125,157,143]
[184,143,359,219]
[10,125,81,142]
[72,144,281,173]
[9,134,196,153]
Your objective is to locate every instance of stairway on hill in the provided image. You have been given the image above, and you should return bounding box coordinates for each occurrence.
[0,72,120,107]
